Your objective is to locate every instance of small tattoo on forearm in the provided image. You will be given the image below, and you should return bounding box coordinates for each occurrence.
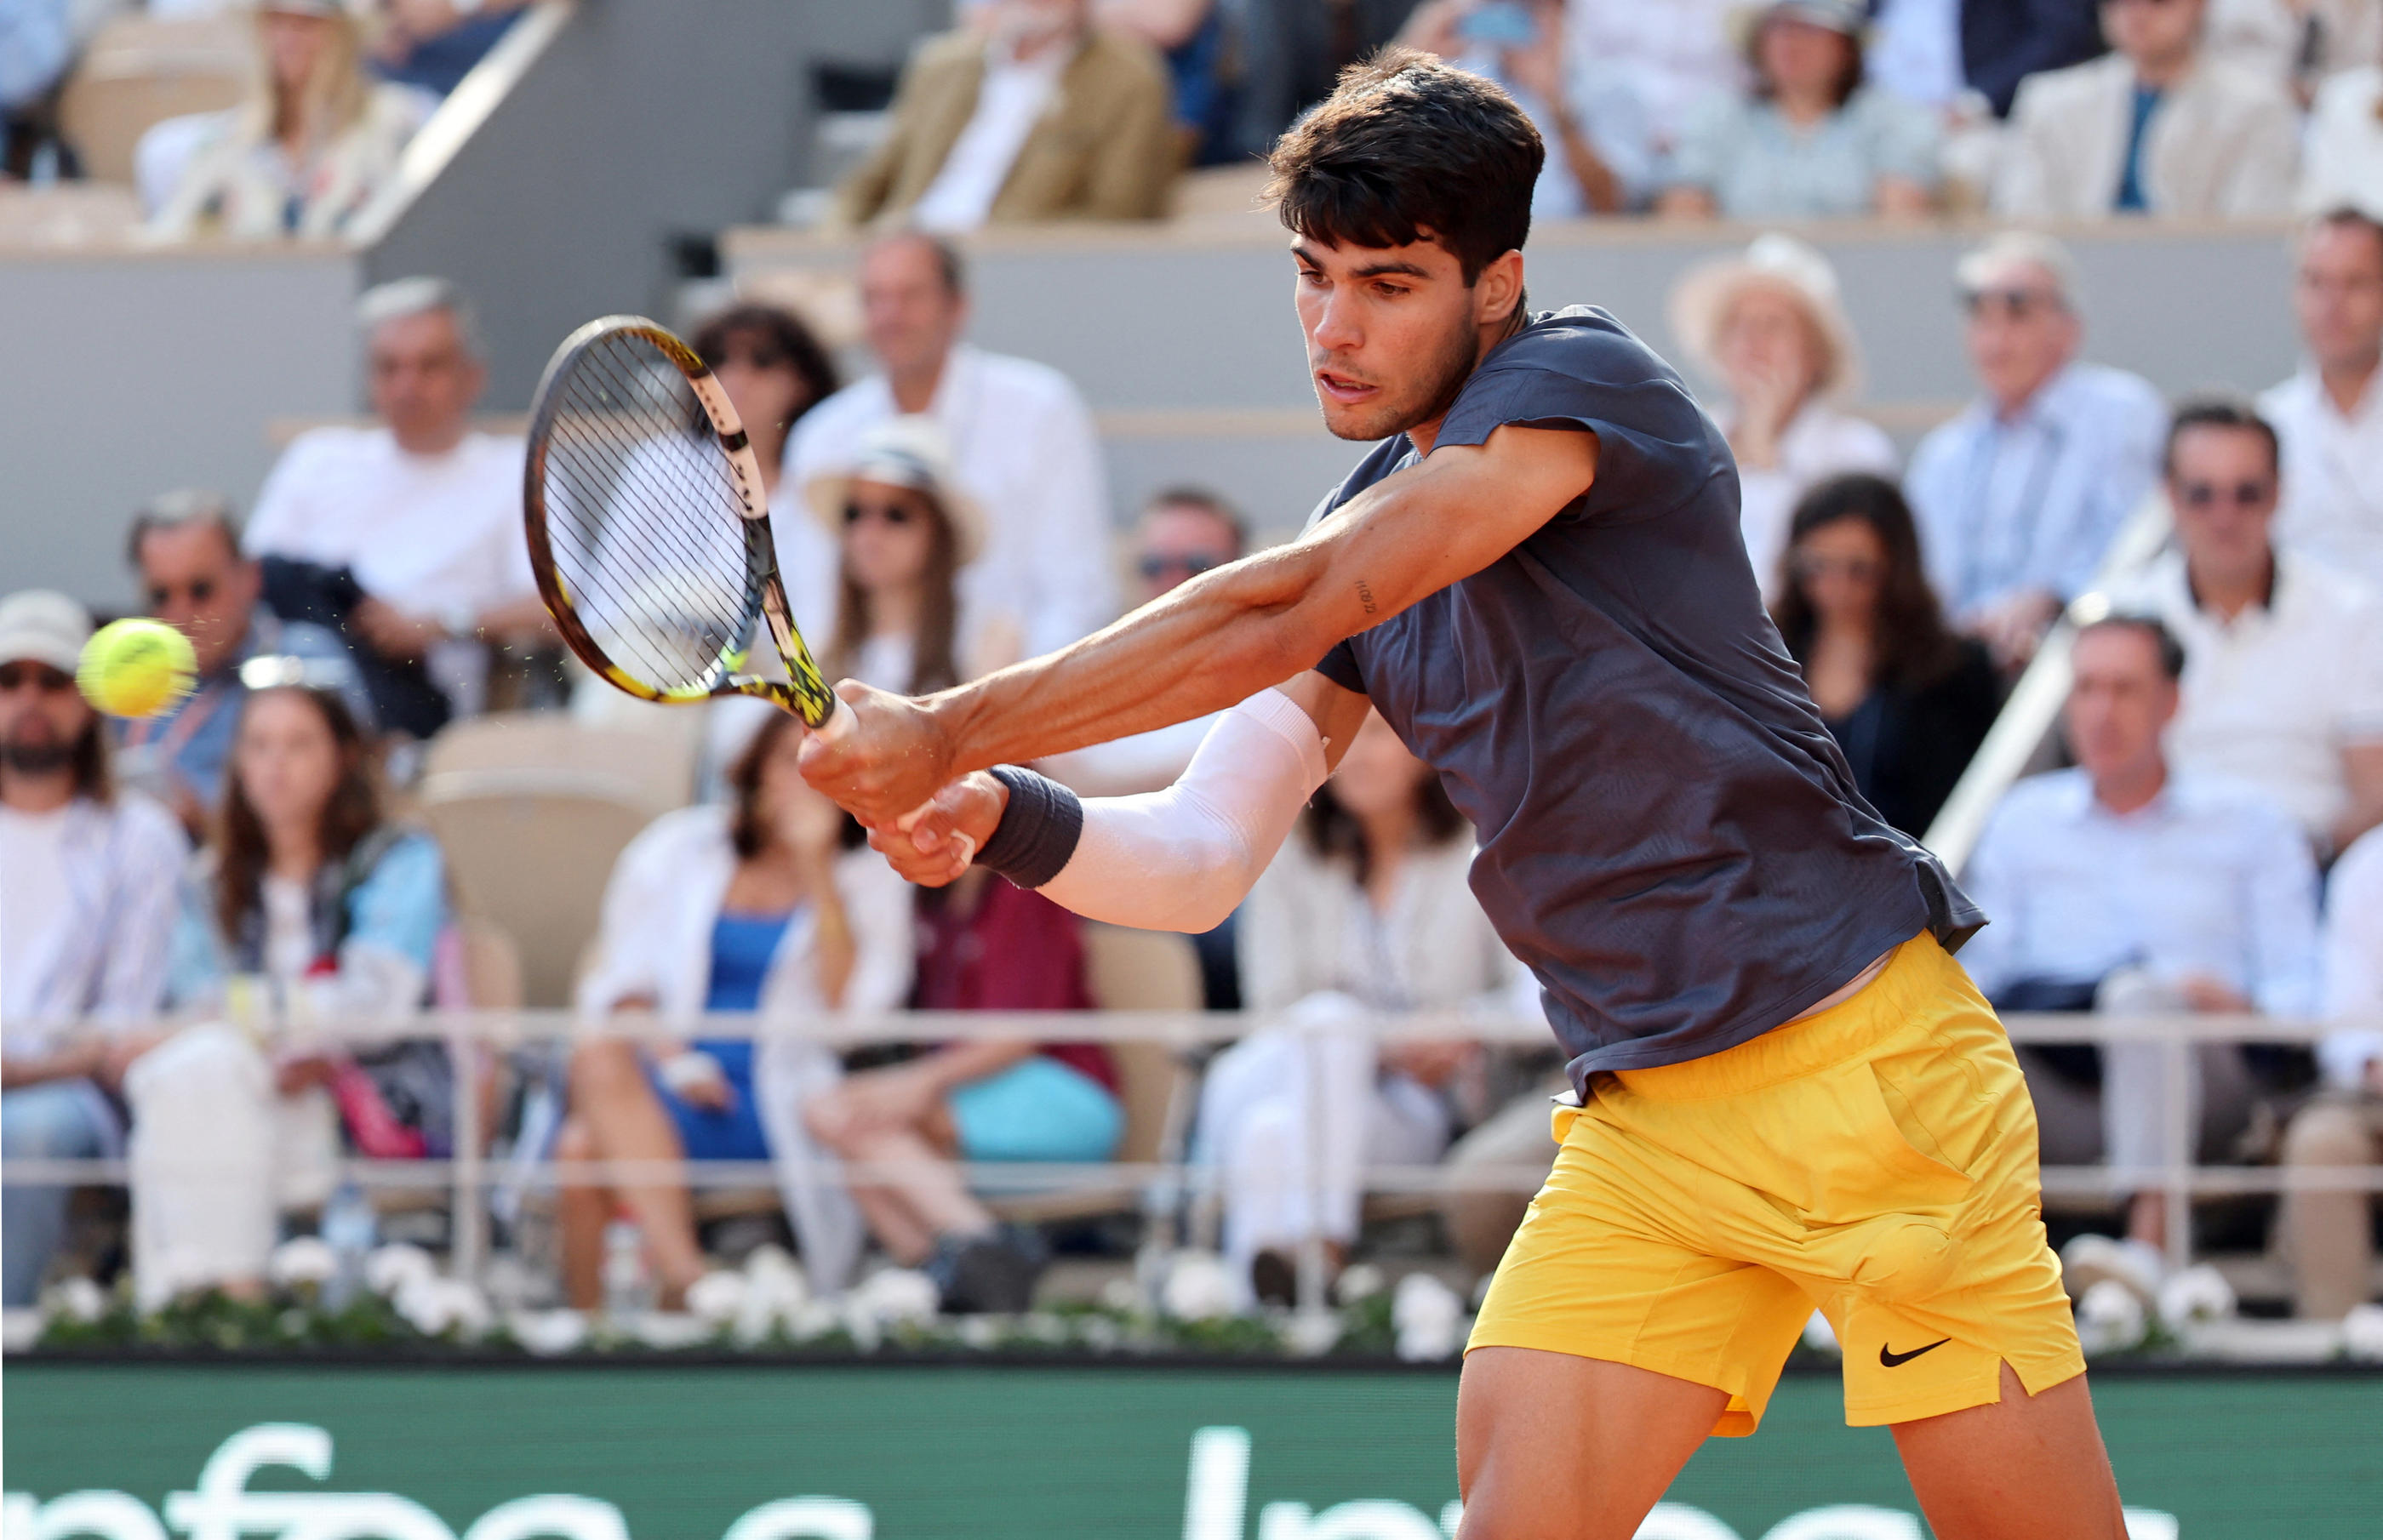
[1356,579,1378,616]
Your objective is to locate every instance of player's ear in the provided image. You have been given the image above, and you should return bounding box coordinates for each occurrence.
[1474,251,1526,328]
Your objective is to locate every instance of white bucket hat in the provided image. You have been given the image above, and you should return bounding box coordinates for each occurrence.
[803,415,987,567]
[1667,232,1866,402]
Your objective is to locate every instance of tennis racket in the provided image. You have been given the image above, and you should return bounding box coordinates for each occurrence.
[523,316,968,858]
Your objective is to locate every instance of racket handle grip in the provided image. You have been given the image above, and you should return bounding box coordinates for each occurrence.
[812,696,975,870]
[811,696,858,743]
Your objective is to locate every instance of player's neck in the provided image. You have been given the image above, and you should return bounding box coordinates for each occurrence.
[1409,306,1531,455]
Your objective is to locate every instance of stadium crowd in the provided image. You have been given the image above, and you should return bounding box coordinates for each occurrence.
[3,0,2382,1332]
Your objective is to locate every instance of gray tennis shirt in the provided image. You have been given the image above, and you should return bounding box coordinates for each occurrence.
[1313,306,1981,1087]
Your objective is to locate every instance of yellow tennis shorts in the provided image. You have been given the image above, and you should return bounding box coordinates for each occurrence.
[1470,931,2084,1434]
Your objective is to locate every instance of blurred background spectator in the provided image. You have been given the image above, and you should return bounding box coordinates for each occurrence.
[1196,710,1513,1305]
[1235,0,1425,163]
[807,869,1119,1314]
[1906,232,2167,670]
[243,277,548,736]
[1669,232,1897,592]
[119,490,366,836]
[0,590,186,1309]
[0,0,71,177]
[144,0,433,239]
[146,685,454,1304]
[786,233,1117,665]
[1097,0,1234,165]
[2277,824,2383,1319]
[1868,0,2108,118]
[370,0,534,97]
[1562,0,1739,160]
[565,710,914,1307]
[1770,474,2003,839]
[2261,208,2383,594]
[1396,0,1651,216]
[1962,615,2320,1276]
[1995,0,2300,220]
[1655,0,1940,220]
[2300,63,2383,211]
[2114,399,2383,860]
[834,0,1177,231]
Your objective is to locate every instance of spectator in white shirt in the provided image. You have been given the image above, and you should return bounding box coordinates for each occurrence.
[1962,615,2323,1262]
[2277,825,2383,1318]
[2114,398,2383,858]
[785,233,1118,668]
[0,591,186,1308]
[1668,232,1898,597]
[1905,232,2168,668]
[2300,69,2383,215]
[2260,208,2383,594]
[243,277,552,733]
[1993,0,2300,220]
[1562,0,1741,157]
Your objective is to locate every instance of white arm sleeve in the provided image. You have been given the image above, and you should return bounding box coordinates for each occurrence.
[1038,689,1330,933]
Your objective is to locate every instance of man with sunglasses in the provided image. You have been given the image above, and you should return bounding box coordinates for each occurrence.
[1906,231,2166,670]
[121,492,365,834]
[2112,397,2383,862]
[0,590,186,1308]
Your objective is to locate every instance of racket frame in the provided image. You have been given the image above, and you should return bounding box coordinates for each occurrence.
[523,316,843,732]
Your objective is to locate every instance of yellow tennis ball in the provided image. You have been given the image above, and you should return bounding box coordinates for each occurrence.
[77,619,198,719]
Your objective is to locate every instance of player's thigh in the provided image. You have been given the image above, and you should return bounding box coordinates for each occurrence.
[1454,1346,1726,1540]
[1889,1362,2126,1540]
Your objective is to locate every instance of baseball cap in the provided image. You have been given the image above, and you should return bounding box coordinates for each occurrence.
[0,590,93,673]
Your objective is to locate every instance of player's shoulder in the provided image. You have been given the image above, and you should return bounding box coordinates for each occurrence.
[1481,306,1671,382]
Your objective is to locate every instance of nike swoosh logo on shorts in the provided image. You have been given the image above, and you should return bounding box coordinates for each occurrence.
[1879,1338,1952,1368]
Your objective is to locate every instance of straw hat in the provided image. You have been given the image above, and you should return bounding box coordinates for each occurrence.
[1667,231,1865,402]
[802,415,986,567]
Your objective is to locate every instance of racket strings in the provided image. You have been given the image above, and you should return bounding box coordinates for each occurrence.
[538,334,760,694]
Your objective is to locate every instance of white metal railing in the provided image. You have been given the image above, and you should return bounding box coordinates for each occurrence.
[6,1008,2379,1303]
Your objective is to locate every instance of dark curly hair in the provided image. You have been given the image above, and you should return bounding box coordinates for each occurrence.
[692,302,841,446]
[1266,47,1543,285]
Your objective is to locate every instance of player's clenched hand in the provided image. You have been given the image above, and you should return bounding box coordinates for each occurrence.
[865,772,1007,887]
[798,680,956,825]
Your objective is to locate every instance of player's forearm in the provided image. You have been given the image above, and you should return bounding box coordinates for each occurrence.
[926,542,1345,776]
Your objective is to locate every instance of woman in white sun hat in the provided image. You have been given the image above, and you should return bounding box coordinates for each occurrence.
[1669,231,1899,600]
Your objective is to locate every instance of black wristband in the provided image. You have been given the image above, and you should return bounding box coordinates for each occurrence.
[977,766,1084,889]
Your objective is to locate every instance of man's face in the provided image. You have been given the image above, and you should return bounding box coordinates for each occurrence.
[2065,625,2178,789]
[860,237,967,383]
[0,655,92,782]
[1135,502,1243,600]
[368,308,483,454]
[1294,235,1494,442]
[1962,260,2079,413]
[2168,425,2277,590]
[2294,221,2383,379]
[2101,0,2204,68]
[137,522,260,676]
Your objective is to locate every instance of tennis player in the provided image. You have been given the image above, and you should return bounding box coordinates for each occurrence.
[801,50,2123,1540]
